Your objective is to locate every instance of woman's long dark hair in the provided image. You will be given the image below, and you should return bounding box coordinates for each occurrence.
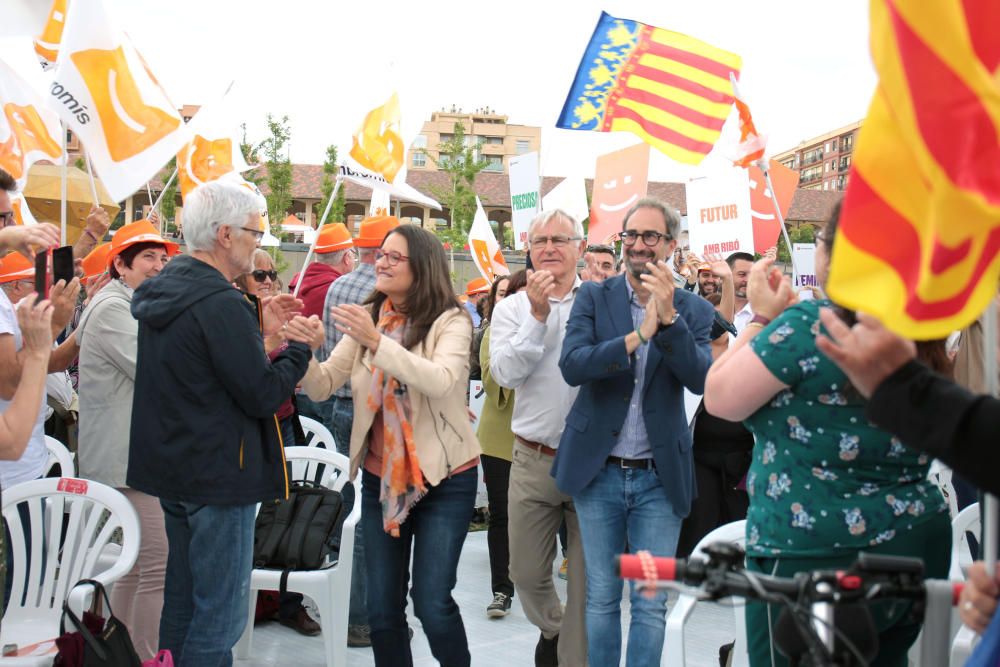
[821,203,952,378]
[366,225,464,349]
[484,270,527,323]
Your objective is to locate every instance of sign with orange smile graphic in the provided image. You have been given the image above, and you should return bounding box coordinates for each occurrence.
[589,143,649,244]
[48,0,188,202]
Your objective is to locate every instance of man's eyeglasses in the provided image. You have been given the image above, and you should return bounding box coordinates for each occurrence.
[375,249,409,267]
[620,230,671,247]
[239,226,265,242]
[251,269,277,282]
[0,211,15,227]
[530,235,582,248]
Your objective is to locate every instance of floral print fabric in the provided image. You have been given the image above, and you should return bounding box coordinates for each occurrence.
[743,300,946,558]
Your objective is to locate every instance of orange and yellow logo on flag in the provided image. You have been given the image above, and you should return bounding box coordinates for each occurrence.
[48,0,188,202]
[350,93,404,184]
[174,86,253,200]
[826,0,1000,340]
[0,60,64,190]
[33,0,68,70]
[468,197,509,283]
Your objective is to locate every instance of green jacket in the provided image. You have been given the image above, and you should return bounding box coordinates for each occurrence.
[476,327,514,461]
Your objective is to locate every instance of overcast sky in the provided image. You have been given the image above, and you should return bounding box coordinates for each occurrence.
[1,0,876,182]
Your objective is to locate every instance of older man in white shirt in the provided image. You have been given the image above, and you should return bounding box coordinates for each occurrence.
[490,209,588,667]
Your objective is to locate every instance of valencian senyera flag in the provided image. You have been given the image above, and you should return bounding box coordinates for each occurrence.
[557,11,742,166]
[48,0,189,202]
[826,0,1000,340]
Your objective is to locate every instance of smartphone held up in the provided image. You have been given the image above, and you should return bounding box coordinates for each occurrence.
[33,246,74,302]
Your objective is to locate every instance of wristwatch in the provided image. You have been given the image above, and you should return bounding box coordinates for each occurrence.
[662,311,680,328]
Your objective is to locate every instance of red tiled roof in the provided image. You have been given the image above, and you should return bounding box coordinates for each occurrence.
[144,164,842,223]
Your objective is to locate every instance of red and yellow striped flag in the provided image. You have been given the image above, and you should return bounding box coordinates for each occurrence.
[826,0,1000,340]
[557,12,742,166]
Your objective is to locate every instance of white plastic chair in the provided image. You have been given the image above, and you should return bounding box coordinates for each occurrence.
[236,447,361,667]
[299,415,338,451]
[0,477,140,656]
[44,436,75,477]
[950,502,980,582]
[944,503,981,666]
[663,520,748,667]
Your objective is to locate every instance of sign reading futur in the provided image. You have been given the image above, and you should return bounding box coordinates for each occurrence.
[509,152,540,250]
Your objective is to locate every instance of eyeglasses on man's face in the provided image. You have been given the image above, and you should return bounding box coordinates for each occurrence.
[530,234,582,249]
[375,249,409,267]
[238,226,265,242]
[620,230,671,247]
[251,269,277,282]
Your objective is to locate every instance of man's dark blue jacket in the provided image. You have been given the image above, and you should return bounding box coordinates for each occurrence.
[553,274,714,516]
[127,254,311,505]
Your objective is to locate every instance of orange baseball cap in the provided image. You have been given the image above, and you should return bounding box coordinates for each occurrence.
[314,222,354,253]
[0,252,34,284]
[81,243,112,282]
[107,220,179,269]
[354,215,399,248]
[465,277,490,295]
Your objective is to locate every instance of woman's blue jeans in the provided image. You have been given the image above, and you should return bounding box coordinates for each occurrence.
[361,467,476,667]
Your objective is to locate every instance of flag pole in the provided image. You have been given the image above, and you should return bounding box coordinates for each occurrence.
[982,299,999,570]
[84,154,99,206]
[760,160,799,286]
[293,176,343,299]
[60,122,67,245]
[151,168,178,235]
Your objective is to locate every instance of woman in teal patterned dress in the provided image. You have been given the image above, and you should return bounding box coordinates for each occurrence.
[704,207,951,667]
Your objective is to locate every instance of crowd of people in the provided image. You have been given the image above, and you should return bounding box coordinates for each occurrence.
[0,168,999,667]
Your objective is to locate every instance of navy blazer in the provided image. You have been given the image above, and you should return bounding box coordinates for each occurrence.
[553,274,714,516]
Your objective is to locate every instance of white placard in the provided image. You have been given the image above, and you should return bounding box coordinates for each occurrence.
[793,243,818,299]
[685,168,754,257]
[509,152,540,250]
[469,380,488,508]
[542,177,589,227]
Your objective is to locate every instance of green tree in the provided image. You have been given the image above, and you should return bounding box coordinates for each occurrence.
[159,157,178,223]
[239,122,259,183]
[258,114,293,232]
[420,122,489,243]
[315,144,346,224]
[776,224,816,263]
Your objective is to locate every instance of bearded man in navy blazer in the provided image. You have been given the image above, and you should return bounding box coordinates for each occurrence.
[554,197,714,666]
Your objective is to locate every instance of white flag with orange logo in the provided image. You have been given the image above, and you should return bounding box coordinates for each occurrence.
[0,59,65,191]
[10,193,40,226]
[48,0,189,202]
[176,87,253,201]
[341,92,440,210]
[468,197,509,283]
[34,0,68,71]
[1,1,51,38]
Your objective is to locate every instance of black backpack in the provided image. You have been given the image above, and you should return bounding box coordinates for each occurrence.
[253,480,346,595]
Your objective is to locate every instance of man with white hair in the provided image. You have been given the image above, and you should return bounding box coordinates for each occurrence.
[127,181,313,667]
[490,209,588,667]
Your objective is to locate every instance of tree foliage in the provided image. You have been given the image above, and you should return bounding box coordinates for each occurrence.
[257,115,293,231]
[316,144,346,224]
[159,157,178,223]
[420,122,489,243]
[776,224,816,263]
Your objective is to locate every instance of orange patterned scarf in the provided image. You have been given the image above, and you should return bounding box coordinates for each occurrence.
[366,300,426,536]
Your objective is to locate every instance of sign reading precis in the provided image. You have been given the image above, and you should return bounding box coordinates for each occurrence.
[686,168,754,257]
[509,151,540,250]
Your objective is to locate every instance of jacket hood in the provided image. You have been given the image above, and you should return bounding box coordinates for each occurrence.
[289,262,341,293]
[76,278,133,346]
[131,254,236,329]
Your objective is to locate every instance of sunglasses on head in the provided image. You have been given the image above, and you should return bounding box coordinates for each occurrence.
[251,269,277,282]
